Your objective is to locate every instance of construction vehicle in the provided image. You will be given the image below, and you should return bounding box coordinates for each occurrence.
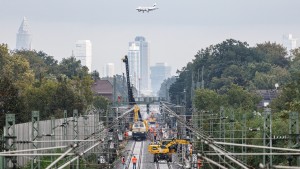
[148,138,190,162]
[122,56,148,140]
[148,112,156,129]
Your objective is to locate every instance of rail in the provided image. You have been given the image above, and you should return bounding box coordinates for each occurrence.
[128,141,144,169]
[156,161,172,169]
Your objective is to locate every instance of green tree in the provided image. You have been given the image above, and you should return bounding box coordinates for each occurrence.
[91,70,100,80]
[194,89,224,112]
[256,42,289,68]
[58,56,82,78]
[93,96,109,111]
[225,84,261,110]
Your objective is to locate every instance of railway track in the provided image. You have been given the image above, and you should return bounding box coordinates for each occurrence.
[155,161,173,169]
[127,140,144,169]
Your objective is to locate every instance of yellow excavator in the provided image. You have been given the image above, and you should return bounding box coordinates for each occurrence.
[148,138,190,162]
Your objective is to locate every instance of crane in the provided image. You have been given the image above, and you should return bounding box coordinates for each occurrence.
[122,55,148,140]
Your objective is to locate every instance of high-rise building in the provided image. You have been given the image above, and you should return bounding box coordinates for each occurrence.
[150,63,171,95]
[282,34,297,55]
[16,17,32,50]
[128,36,149,95]
[105,63,115,77]
[128,42,140,91]
[75,40,92,72]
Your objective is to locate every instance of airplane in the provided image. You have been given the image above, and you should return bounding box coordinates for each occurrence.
[136,3,158,13]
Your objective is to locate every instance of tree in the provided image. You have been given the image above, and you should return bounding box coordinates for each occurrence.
[93,96,109,111]
[91,70,100,80]
[225,84,261,110]
[194,89,224,112]
[58,57,82,78]
[256,42,289,68]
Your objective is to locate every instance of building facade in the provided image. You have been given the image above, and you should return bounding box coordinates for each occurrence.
[128,36,149,95]
[128,42,140,93]
[105,63,115,77]
[150,63,171,95]
[16,17,32,50]
[282,34,297,55]
[75,40,92,72]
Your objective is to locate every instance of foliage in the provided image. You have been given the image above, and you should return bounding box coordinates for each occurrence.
[0,45,99,128]
[91,70,100,80]
[169,39,291,112]
[93,95,110,111]
[171,39,299,166]
[225,84,261,110]
[158,76,177,99]
[194,89,224,112]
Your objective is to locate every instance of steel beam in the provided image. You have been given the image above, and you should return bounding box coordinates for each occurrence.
[31,111,40,169]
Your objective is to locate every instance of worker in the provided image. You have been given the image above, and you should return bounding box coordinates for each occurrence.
[197,158,203,169]
[189,143,193,155]
[149,127,153,133]
[153,130,157,141]
[132,156,137,169]
[121,156,125,166]
[124,131,128,140]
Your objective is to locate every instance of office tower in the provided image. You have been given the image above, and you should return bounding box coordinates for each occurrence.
[105,63,115,77]
[128,36,149,95]
[75,40,92,72]
[16,17,32,50]
[150,63,171,95]
[128,42,140,92]
[282,34,297,55]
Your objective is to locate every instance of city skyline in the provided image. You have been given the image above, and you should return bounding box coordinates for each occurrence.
[1,1,300,75]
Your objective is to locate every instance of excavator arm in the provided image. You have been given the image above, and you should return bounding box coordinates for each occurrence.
[148,139,190,154]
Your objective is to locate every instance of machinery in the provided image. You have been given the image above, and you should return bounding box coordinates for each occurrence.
[148,138,190,162]
[148,112,156,128]
[122,56,148,140]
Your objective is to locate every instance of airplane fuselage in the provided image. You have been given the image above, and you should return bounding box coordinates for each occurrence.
[136,4,158,13]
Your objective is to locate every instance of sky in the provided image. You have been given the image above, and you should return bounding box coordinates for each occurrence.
[1,0,300,76]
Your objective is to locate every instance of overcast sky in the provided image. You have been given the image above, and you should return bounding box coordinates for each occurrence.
[1,0,300,75]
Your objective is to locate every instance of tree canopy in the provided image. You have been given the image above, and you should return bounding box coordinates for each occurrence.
[0,45,99,129]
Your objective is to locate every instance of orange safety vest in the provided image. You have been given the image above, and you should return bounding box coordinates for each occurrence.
[132,157,137,164]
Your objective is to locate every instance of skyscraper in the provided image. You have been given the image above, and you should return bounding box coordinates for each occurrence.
[75,40,92,72]
[150,63,171,95]
[128,42,140,91]
[128,36,149,95]
[282,34,297,55]
[16,17,32,50]
[105,63,115,77]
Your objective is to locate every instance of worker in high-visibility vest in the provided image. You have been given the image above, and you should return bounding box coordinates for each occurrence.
[197,158,203,169]
[132,156,137,169]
